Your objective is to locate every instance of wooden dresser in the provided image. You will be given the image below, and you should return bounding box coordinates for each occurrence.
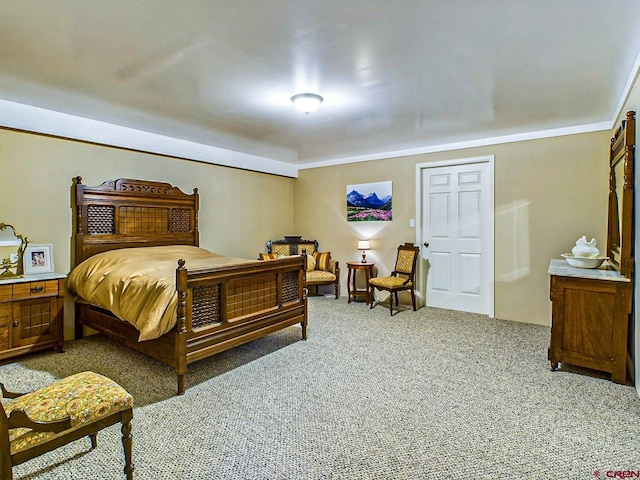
[0,273,65,361]
[548,111,635,385]
[548,259,631,384]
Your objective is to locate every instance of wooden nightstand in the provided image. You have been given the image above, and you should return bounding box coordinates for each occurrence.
[347,261,375,304]
[0,272,66,361]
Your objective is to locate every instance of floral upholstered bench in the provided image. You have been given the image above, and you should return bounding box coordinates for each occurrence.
[0,371,133,479]
[263,237,340,299]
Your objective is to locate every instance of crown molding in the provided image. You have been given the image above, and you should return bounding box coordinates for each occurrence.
[0,99,298,178]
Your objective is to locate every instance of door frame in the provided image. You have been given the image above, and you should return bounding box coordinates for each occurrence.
[415,155,495,317]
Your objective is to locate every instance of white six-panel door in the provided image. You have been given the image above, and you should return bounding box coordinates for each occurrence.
[417,157,494,316]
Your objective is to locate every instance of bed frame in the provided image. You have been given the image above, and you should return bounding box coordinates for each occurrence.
[71,177,307,395]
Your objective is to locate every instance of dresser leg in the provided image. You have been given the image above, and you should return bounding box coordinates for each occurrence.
[550,362,558,371]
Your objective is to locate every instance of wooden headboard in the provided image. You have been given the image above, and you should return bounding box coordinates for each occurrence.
[72,177,199,268]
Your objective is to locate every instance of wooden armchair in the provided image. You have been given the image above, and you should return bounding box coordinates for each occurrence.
[265,237,340,298]
[369,243,420,315]
[0,371,134,480]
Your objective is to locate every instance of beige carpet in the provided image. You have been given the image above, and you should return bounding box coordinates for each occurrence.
[2,297,639,479]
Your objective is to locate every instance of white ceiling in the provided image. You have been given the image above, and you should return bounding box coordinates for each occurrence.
[2,0,640,172]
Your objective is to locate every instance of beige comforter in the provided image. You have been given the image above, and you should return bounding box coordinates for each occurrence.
[67,245,248,341]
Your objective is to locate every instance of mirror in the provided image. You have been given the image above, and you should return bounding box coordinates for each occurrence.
[0,223,28,278]
[613,157,624,253]
[607,156,624,267]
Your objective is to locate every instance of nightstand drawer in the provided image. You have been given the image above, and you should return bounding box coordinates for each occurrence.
[0,285,11,302]
[12,280,60,300]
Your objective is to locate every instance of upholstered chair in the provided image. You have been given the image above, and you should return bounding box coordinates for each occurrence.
[305,251,340,299]
[369,243,420,315]
[0,371,134,480]
[265,238,340,299]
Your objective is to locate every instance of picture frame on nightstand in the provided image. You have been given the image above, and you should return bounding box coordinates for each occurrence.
[24,243,55,274]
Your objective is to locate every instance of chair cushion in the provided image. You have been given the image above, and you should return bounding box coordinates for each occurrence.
[369,276,412,289]
[396,249,416,274]
[270,244,290,257]
[298,243,317,255]
[313,252,331,271]
[259,253,279,260]
[5,371,133,454]
[306,270,336,284]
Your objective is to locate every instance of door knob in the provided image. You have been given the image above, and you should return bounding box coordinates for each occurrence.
[423,242,429,248]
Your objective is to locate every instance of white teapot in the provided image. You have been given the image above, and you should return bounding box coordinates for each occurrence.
[571,236,599,258]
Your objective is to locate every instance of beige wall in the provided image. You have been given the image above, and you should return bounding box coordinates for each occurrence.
[0,129,295,339]
[0,126,615,334]
[294,131,611,326]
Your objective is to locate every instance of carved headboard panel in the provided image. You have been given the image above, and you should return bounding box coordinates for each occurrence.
[72,177,200,268]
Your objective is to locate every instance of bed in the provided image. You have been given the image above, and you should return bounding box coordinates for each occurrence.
[69,176,307,395]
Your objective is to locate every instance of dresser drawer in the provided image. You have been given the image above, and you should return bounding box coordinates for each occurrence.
[0,285,11,302]
[12,280,60,300]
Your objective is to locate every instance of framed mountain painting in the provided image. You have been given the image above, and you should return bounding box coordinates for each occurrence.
[346,181,392,222]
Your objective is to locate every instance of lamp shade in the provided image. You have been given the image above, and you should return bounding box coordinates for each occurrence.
[291,93,323,114]
[358,239,370,250]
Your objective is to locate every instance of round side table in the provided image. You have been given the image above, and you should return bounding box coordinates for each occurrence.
[346,261,375,304]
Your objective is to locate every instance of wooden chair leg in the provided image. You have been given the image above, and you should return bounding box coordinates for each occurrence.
[120,409,134,480]
[389,292,394,315]
[1,422,13,480]
[89,434,97,449]
[411,289,417,311]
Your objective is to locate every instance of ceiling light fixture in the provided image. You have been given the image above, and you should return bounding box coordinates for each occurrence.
[291,93,323,114]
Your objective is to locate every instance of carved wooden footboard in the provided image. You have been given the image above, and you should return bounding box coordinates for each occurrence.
[177,256,306,393]
[71,177,308,394]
